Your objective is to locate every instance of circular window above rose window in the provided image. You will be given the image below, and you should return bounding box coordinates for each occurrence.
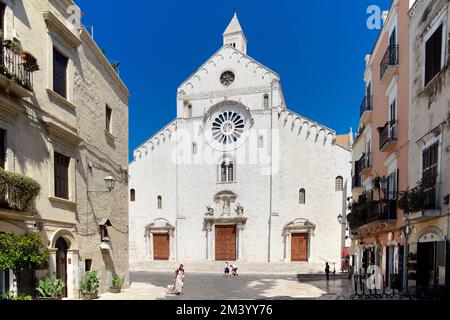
[204,103,252,151]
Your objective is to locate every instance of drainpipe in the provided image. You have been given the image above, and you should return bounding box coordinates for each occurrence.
[267,80,275,263]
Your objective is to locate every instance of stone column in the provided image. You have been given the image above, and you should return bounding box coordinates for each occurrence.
[285,232,291,262]
[66,249,79,300]
[206,223,213,261]
[148,232,154,261]
[237,224,245,261]
[48,248,57,273]
[145,231,151,258]
[169,231,176,261]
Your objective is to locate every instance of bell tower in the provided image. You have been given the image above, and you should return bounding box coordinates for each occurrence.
[223,13,247,54]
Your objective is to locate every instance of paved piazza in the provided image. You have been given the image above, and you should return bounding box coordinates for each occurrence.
[99,272,353,300]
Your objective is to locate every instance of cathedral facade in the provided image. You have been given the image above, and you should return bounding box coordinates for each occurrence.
[129,14,352,271]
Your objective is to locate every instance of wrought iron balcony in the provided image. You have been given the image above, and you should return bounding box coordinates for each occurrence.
[378,121,398,151]
[352,174,362,189]
[380,45,399,81]
[358,152,372,174]
[360,95,373,118]
[348,199,397,230]
[0,40,38,93]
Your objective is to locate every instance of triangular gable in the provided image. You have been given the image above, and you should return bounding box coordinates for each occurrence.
[178,45,279,90]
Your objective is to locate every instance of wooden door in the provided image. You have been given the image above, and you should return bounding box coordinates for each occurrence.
[153,234,170,260]
[55,237,68,297]
[215,225,236,261]
[291,233,308,262]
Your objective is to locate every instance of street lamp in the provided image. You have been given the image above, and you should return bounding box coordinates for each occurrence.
[88,174,117,195]
[104,175,116,192]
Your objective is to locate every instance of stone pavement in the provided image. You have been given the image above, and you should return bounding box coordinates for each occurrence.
[99,272,354,300]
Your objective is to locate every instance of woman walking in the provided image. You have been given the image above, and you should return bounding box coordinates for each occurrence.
[174,264,185,295]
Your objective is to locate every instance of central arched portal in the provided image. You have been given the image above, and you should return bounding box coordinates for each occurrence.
[55,237,68,298]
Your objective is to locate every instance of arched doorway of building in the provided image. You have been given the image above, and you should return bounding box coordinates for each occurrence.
[55,237,68,298]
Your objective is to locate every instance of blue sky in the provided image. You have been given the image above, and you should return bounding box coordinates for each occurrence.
[76,0,391,161]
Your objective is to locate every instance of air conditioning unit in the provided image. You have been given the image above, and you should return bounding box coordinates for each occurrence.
[12,30,21,41]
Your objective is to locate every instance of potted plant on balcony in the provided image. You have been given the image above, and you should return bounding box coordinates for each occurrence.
[110,275,124,294]
[21,51,39,72]
[36,273,65,300]
[80,271,100,300]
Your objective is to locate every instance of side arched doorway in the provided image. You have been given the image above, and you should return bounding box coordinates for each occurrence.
[55,237,68,298]
[49,229,79,299]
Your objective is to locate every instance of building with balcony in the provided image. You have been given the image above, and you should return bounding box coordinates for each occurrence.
[406,0,450,294]
[349,0,411,291]
[0,0,129,299]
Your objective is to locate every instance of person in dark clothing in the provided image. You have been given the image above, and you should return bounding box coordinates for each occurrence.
[325,262,330,281]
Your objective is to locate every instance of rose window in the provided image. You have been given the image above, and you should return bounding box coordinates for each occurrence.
[212,111,245,145]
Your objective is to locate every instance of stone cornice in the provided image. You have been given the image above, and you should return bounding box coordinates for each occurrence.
[79,29,130,100]
[43,10,82,48]
[43,121,83,146]
[0,93,25,116]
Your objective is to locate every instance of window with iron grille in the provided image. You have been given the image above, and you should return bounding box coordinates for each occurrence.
[425,24,443,86]
[53,48,68,98]
[54,152,70,199]
[335,176,343,191]
[219,161,234,183]
[0,129,6,169]
[422,142,439,209]
[299,189,306,204]
[105,105,112,133]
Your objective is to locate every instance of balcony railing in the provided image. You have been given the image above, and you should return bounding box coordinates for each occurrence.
[348,199,397,230]
[358,152,372,173]
[380,45,399,80]
[398,180,441,214]
[0,41,38,92]
[360,95,373,118]
[378,121,397,150]
[352,174,362,189]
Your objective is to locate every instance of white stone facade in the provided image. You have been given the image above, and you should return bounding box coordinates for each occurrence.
[129,14,351,272]
[0,0,129,298]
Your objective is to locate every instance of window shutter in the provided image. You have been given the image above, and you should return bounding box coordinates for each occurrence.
[0,129,5,169]
[53,49,68,98]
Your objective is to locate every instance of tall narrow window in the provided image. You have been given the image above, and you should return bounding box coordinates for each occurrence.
[54,152,70,200]
[389,99,397,139]
[219,161,234,183]
[387,170,398,200]
[335,176,343,191]
[425,24,443,86]
[422,142,439,209]
[0,3,6,36]
[299,189,306,204]
[105,105,112,133]
[53,48,68,98]
[227,163,234,182]
[130,189,135,202]
[263,95,269,109]
[192,143,197,155]
[157,196,162,209]
[0,129,6,169]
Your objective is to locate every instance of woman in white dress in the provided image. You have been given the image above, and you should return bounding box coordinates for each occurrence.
[174,264,185,295]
